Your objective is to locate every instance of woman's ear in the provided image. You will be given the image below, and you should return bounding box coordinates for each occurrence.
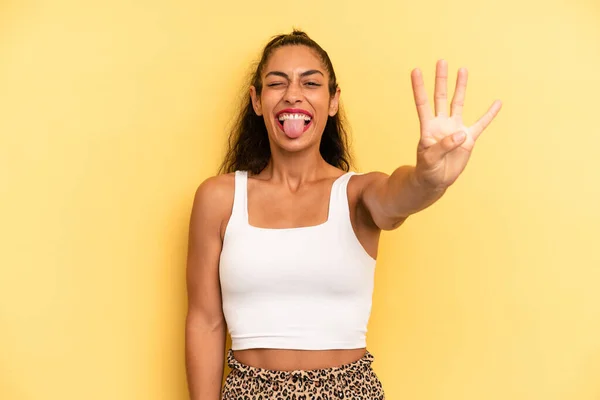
[328,87,341,116]
[250,86,262,116]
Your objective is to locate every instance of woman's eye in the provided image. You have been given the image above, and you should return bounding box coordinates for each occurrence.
[267,82,283,87]
[305,82,321,87]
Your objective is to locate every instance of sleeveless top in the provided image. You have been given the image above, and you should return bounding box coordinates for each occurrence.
[219,171,377,350]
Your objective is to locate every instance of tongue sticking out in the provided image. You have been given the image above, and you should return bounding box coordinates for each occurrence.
[282,119,305,139]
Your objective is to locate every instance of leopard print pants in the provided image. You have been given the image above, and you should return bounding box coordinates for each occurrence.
[221,349,385,399]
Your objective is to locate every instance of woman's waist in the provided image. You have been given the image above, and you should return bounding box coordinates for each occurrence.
[229,347,370,375]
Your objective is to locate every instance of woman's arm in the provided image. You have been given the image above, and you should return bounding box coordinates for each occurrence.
[359,167,446,231]
[185,176,231,400]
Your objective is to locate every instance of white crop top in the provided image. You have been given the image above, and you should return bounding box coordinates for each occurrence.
[219,171,377,351]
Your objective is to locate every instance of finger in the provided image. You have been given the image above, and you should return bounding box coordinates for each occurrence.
[434,60,448,117]
[423,130,467,165]
[451,68,468,117]
[470,100,503,140]
[411,68,434,122]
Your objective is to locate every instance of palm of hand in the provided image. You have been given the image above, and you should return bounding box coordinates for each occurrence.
[411,60,502,190]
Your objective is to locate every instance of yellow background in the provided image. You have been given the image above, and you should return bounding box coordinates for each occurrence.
[1,0,599,399]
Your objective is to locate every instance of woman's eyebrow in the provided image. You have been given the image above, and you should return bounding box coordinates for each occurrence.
[265,70,325,79]
[300,70,324,77]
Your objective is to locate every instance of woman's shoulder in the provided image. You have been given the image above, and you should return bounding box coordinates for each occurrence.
[191,173,236,221]
[346,170,391,213]
[196,172,235,198]
[347,170,389,194]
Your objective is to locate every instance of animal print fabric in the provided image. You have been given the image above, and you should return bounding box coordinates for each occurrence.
[221,349,385,399]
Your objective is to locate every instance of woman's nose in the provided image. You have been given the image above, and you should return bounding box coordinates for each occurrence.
[283,81,302,104]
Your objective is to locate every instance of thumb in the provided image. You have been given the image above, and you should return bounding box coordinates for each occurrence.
[425,130,467,162]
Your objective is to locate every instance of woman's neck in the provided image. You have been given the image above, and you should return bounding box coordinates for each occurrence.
[260,147,332,185]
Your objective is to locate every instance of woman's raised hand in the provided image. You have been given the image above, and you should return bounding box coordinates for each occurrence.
[410,60,502,190]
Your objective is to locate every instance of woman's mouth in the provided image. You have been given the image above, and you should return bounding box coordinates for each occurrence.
[275,110,313,139]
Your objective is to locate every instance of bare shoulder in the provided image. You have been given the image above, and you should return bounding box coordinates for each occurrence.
[346,171,388,230]
[193,173,235,207]
[191,173,235,238]
[347,170,389,198]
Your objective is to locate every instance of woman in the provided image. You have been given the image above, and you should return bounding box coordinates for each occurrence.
[185,30,501,399]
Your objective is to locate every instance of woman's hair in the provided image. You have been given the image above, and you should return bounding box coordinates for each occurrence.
[218,30,353,175]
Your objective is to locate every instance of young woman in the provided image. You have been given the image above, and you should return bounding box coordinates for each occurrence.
[185,30,501,400]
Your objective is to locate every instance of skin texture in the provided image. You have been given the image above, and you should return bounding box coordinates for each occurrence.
[185,45,501,399]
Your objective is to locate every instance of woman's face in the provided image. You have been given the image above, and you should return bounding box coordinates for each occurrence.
[250,45,340,154]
